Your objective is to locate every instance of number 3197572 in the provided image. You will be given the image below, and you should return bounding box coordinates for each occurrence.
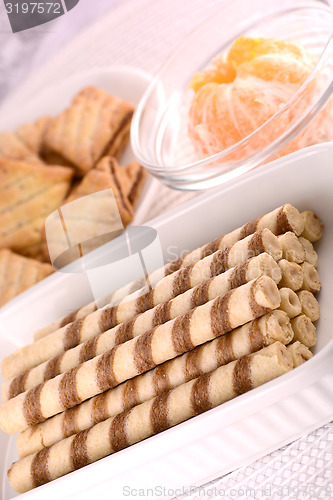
[5,3,62,14]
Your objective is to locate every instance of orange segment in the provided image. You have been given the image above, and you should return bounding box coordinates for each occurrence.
[227,35,263,68]
[188,58,236,92]
[227,36,308,69]
[237,55,313,84]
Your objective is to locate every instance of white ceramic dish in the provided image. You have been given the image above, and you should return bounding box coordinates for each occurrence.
[0,66,157,226]
[1,143,333,499]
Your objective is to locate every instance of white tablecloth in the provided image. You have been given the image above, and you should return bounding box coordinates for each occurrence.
[0,1,332,497]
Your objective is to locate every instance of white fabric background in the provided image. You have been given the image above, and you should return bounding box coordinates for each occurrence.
[0,0,121,101]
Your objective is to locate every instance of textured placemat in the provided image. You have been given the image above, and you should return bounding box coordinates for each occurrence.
[0,0,332,495]
[174,424,333,500]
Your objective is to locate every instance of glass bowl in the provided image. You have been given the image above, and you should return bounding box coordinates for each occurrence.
[131,0,333,190]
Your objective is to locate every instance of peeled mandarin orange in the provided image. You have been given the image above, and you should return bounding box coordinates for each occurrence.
[188,36,317,159]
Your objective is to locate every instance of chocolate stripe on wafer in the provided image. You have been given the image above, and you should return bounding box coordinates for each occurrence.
[70,429,90,470]
[62,407,80,438]
[23,386,43,428]
[30,448,50,488]
[109,412,130,453]
[172,313,194,354]
[150,392,170,434]
[233,357,252,395]
[8,343,293,493]
[191,373,213,414]
[133,330,155,374]
[122,379,140,412]
[96,350,118,393]
[239,220,258,240]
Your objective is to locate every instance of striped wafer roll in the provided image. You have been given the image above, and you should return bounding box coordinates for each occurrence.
[296,291,320,322]
[33,203,303,341]
[291,314,316,348]
[287,341,313,368]
[2,253,282,401]
[0,276,281,434]
[2,229,282,380]
[301,211,323,242]
[33,297,112,342]
[279,288,301,318]
[300,262,321,293]
[34,287,133,342]
[171,204,302,270]
[277,232,305,263]
[16,310,292,458]
[278,260,303,291]
[298,237,318,267]
[8,342,292,493]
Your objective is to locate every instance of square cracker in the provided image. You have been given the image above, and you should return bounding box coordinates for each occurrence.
[0,158,74,254]
[0,249,54,307]
[16,116,52,156]
[42,156,134,265]
[66,156,133,225]
[43,86,134,175]
[0,132,43,165]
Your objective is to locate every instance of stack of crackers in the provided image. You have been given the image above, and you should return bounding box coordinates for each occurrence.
[0,86,147,306]
[0,204,323,493]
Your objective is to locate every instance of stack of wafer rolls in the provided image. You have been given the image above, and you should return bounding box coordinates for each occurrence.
[2,253,282,401]
[33,203,305,341]
[16,310,293,458]
[8,342,294,494]
[0,204,323,494]
[0,276,282,434]
[2,228,283,379]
